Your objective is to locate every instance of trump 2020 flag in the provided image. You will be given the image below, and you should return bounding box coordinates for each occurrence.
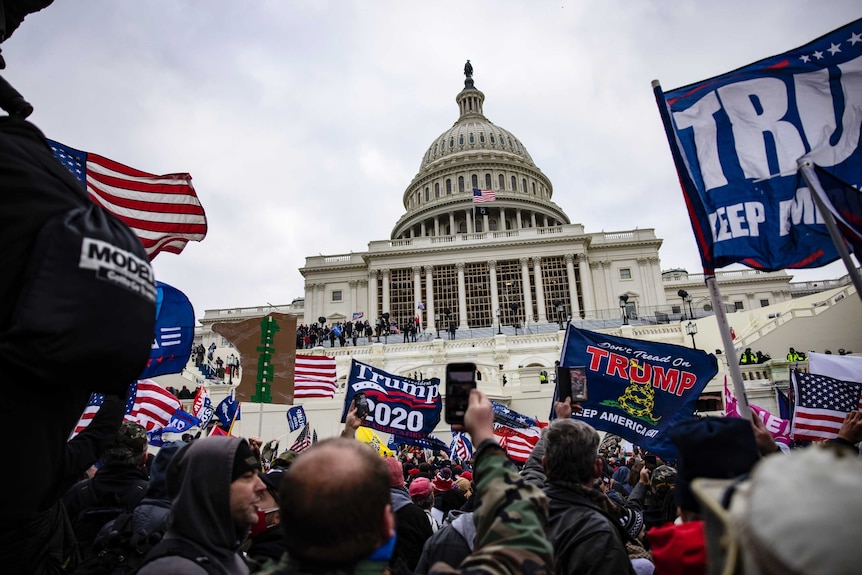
[560,326,717,457]
[286,405,307,432]
[48,140,207,259]
[139,281,195,379]
[341,359,441,440]
[654,19,862,271]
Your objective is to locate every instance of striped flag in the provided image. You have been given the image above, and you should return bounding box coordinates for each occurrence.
[472,188,496,203]
[289,424,313,454]
[48,140,207,259]
[70,393,106,439]
[493,424,541,463]
[295,355,338,399]
[790,370,862,442]
[449,432,473,463]
[125,379,183,431]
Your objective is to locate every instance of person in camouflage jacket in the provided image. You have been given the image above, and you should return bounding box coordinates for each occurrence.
[257,389,552,575]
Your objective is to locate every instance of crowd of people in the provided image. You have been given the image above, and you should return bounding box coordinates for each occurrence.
[296,316,431,349]
[9,386,862,574]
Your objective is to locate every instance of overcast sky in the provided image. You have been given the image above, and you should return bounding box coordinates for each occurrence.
[5,1,860,319]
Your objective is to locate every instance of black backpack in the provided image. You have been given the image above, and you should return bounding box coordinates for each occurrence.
[0,119,155,394]
[72,508,164,575]
[137,537,224,575]
[69,477,148,561]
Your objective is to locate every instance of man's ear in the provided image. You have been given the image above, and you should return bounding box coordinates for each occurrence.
[592,457,603,480]
[383,503,395,538]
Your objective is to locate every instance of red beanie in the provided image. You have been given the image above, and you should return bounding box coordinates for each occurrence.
[648,521,707,575]
[384,457,403,488]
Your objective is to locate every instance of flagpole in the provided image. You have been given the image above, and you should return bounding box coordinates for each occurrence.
[706,275,752,420]
[798,161,862,305]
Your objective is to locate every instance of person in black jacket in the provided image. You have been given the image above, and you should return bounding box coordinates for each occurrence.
[62,421,150,559]
[521,399,635,575]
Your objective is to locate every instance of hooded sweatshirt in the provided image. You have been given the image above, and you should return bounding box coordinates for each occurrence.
[138,436,251,575]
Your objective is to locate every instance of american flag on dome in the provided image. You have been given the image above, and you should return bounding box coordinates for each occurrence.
[472,188,496,203]
[294,355,338,399]
[48,140,207,259]
[790,370,862,442]
[125,379,183,431]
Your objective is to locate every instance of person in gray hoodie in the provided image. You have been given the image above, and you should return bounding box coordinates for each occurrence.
[138,436,265,575]
[413,510,476,574]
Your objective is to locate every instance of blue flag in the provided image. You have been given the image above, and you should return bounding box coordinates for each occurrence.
[139,282,195,379]
[559,326,718,458]
[655,19,862,272]
[216,394,239,429]
[286,406,307,432]
[389,433,449,453]
[491,401,542,429]
[342,359,441,440]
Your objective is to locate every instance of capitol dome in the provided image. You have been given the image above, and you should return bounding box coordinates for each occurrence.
[391,63,569,239]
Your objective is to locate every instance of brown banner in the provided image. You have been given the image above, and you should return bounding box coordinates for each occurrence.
[212,313,298,404]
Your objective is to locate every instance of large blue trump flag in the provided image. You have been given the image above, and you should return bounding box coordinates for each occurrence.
[560,326,717,457]
[138,281,195,379]
[655,19,862,272]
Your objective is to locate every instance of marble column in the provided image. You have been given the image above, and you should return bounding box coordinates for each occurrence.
[649,257,664,309]
[499,207,506,230]
[425,265,435,333]
[413,266,423,330]
[520,257,533,323]
[420,221,426,236]
[565,254,580,319]
[489,260,500,321]
[449,213,455,236]
[368,271,378,324]
[515,208,522,230]
[434,218,440,237]
[381,269,390,316]
[305,283,314,325]
[637,258,652,305]
[316,284,326,324]
[532,256,547,322]
[466,209,474,234]
[457,262,468,329]
[349,280,358,319]
[578,254,594,318]
[601,261,613,311]
[530,212,537,228]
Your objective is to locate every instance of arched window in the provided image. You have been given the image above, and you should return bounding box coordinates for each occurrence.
[498,174,505,189]
[441,138,446,150]
[450,137,455,148]
[459,221,467,233]
[459,135,464,145]
[532,182,536,195]
[522,178,527,193]
[446,179,452,194]
[469,133,475,144]
[480,133,485,143]
[490,218,498,231]
[425,187,430,201]
[458,176,465,193]
[485,173,492,189]
[511,175,517,190]
[435,182,440,198]
[490,133,496,144]
[471,174,478,189]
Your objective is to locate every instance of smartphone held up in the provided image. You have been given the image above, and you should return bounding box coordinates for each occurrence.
[555,365,588,404]
[445,362,477,424]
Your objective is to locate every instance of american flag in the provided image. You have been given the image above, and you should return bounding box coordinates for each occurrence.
[790,370,862,442]
[294,355,338,399]
[494,424,541,463]
[125,379,183,431]
[449,432,473,462]
[70,393,106,438]
[289,424,313,453]
[472,188,496,203]
[48,140,207,259]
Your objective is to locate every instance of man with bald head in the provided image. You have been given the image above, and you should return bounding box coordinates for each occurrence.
[262,389,553,575]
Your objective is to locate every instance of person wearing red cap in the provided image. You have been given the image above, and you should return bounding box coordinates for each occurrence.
[409,477,438,533]
[384,457,433,572]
